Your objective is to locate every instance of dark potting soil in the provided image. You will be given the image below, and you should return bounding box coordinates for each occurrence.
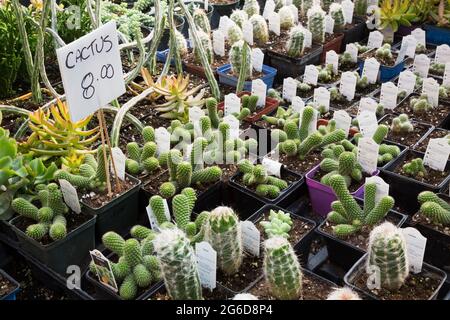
[13,212,92,246]
[413,128,449,153]
[140,108,173,129]
[360,50,399,67]
[236,171,297,199]
[411,212,450,237]
[380,114,431,146]
[248,272,334,300]
[217,163,238,182]
[183,49,229,70]
[118,125,145,151]
[339,62,358,72]
[143,170,170,195]
[313,168,369,193]
[0,274,17,298]
[217,253,262,292]
[330,97,356,110]
[226,69,265,81]
[273,151,322,175]
[324,33,341,44]
[394,97,450,127]
[354,83,380,98]
[139,167,167,186]
[150,286,231,300]
[345,103,391,120]
[393,152,449,187]
[209,0,237,4]
[353,270,443,300]
[266,31,321,58]
[298,86,315,99]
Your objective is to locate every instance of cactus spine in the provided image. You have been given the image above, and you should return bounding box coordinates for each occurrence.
[229,40,252,80]
[227,22,244,46]
[243,0,260,17]
[286,26,305,57]
[329,3,345,33]
[230,9,249,28]
[194,30,214,65]
[307,6,326,44]
[326,287,361,300]
[418,191,450,226]
[193,8,211,35]
[249,15,269,46]
[279,6,295,30]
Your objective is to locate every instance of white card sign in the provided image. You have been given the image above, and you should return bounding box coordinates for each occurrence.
[413,54,431,78]
[304,64,319,86]
[213,30,225,56]
[411,28,426,47]
[401,35,418,58]
[326,50,339,74]
[291,96,305,113]
[89,250,118,292]
[339,71,357,101]
[283,77,297,102]
[251,79,267,107]
[155,127,171,155]
[223,115,240,139]
[313,87,330,111]
[357,137,379,174]
[365,176,389,205]
[262,157,282,177]
[243,20,254,46]
[367,31,384,49]
[56,21,126,122]
[219,16,232,36]
[424,138,450,172]
[379,82,398,110]
[289,5,299,24]
[402,227,427,274]
[195,242,217,289]
[362,57,380,84]
[398,70,416,96]
[345,43,358,63]
[111,147,126,181]
[421,77,440,107]
[303,29,312,48]
[240,221,261,257]
[358,97,378,115]
[341,0,354,24]
[435,44,450,64]
[333,110,352,137]
[325,15,335,34]
[268,12,281,36]
[59,179,81,214]
[263,0,276,19]
[224,93,241,116]
[357,111,378,137]
[252,48,264,72]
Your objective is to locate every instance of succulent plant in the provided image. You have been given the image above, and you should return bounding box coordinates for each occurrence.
[429,62,445,76]
[193,7,211,35]
[402,158,427,178]
[175,30,188,57]
[307,6,326,44]
[262,106,300,128]
[230,9,249,28]
[194,30,214,64]
[319,149,363,187]
[249,14,269,46]
[227,21,244,45]
[125,127,163,176]
[354,0,368,16]
[132,0,153,12]
[377,144,401,165]
[302,0,314,16]
[390,114,413,136]
[229,40,252,80]
[375,43,394,64]
[317,64,336,83]
[260,209,293,238]
[286,26,305,58]
[410,94,433,114]
[279,6,295,30]
[418,191,450,226]
[321,0,333,12]
[329,3,345,33]
[327,287,362,300]
[243,0,260,17]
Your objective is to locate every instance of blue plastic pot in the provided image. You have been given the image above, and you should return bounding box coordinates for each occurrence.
[357,56,405,83]
[0,269,20,300]
[424,23,450,46]
[216,64,277,91]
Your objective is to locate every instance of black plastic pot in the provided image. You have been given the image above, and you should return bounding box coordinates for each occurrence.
[175,1,214,38]
[382,149,450,215]
[9,212,96,276]
[81,174,141,244]
[147,281,236,300]
[344,253,447,300]
[341,17,369,52]
[0,269,20,300]
[0,219,18,244]
[210,0,240,29]
[157,14,185,51]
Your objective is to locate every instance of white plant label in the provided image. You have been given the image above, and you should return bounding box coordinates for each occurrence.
[291,96,304,113]
[443,62,450,88]
[395,41,409,65]
[184,143,193,162]
[365,176,389,205]
[333,110,352,137]
[204,0,208,10]
[357,111,378,138]
[195,242,217,290]
[313,87,330,111]
[358,97,378,115]
[251,79,267,107]
[299,107,318,135]
[58,179,81,214]
[411,28,426,47]
[362,57,380,84]
[326,50,339,74]
[262,157,282,177]
[339,71,357,101]
[303,29,312,48]
[435,44,450,64]
[155,127,171,155]
[252,48,264,72]
[240,221,261,257]
[212,30,225,56]
[325,15,335,34]
[413,54,430,78]
[89,249,118,292]
[268,12,281,36]
[345,43,358,63]
[289,5,299,24]
[341,0,354,24]
[189,29,195,47]
[243,20,254,46]
[219,16,231,36]
[283,77,297,102]
[223,115,240,140]
[379,81,398,110]
[111,147,126,181]
[367,30,384,49]
[56,21,126,122]
[401,35,418,58]
[402,227,427,274]
[424,138,450,172]
[146,199,170,231]
[357,137,379,174]
[263,0,276,19]
[304,64,318,86]
[224,93,241,116]
[397,70,416,96]
[189,106,205,137]
[421,77,440,107]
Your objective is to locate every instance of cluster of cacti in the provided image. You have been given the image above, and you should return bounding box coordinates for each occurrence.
[319,147,363,187]
[355,43,369,54]
[415,43,426,54]
[298,82,313,93]
[194,30,214,64]
[329,87,347,103]
[279,6,295,30]
[228,21,244,45]
[154,228,203,300]
[329,3,345,33]
[391,114,414,135]
[402,158,427,178]
[339,52,356,69]
[429,62,445,76]
[230,9,249,28]
[418,191,450,226]
[307,6,326,44]
[353,124,389,145]
[377,144,401,165]
[11,183,69,241]
[175,30,188,57]
[440,85,449,99]
[261,106,300,128]
[268,88,284,102]
[317,64,336,83]
[193,8,211,35]
[326,287,362,300]
[243,0,260,17]
[229,40,252,80]
[133,0,153,12]
[354,0,368,16]
[411,94,433,114]
[321,0,333,12]
[93,228,161,299]
[125,126,163,175]
[260,209,293,238]
[326,175,395,237]
[375,44,394,64]
[286,26,305,58]
[249,15,269,46]
[263,236,302,300]
[366,222,409,291]
[237,159,289,199]
[355,72,370,90]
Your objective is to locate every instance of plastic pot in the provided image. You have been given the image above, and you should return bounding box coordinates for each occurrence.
[9,212,96,276]
[344,253,447,300]
[81,174,141,244]
[305,164,380,217]
[217,64,277,92]
[320,33,344,63]
[424,23,450,46]
[0,269,20,300]
[210,0,239,29]
[175,1,214,37]
[146,281,236,300]
[341,17,369,51]
[157,14,185,51]
[357,51,405,83]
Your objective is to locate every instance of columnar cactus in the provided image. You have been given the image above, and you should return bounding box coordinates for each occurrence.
[329,3,345,33]
[320,151,363,187]
[418,191,450,226]
[327,287,361,300]
[279,6,295,30]
[249,15,269,46]
[194,30,214,65]
[154,228,203,300]
[175,30,188,57]
[204,206,243,275]
[125,126,161,175]
[391,114,414,136]
[302,0,314,16]
[307,6,326,44]
[193,8,211,35]
[286,26,305,57]
[321,0,333,12]
[230,9,249,28]
[402,158,427,178]
[228,22,244,46]
[263,236,302,300]
[367,222,409,291]
[243,0,260,17]
[354,0,368,16]
[229,40,252,80]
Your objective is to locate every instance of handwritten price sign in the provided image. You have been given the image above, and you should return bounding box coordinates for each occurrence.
[56,21,125,122]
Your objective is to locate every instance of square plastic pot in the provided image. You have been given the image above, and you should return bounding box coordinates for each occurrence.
[341,17,369,51]
[146,281,236,300]
[357,54,405,83]
[320,33,344,63]
[0,269,20,300]
[216,64,277,91]
[344,253,447,300]
[424,24,450,46]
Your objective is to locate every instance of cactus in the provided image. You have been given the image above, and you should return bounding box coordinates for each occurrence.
[329,3,345,33]
[430,62,445,76]
[279,6,295,30]
[263,236,302,300]
[375,44,394,64]
[286,26,305,58]
[227,22,244,45]
[307,6,325,44]
[354,0,368,16]
[418,191,450,226]
[326,287,361,300]
[229,40,252,80]
[402,158,427,178]
[249,15,269,46]
[391,114,414,136]
[259,209,293,238]
[243,0,260,17]
[410,94,433,115]
[193,8,211,35]
[175,30,188,57]
[321,0,333,12]
[194,30,213,65]
[367,222,409,291]
[125,127,161,175]
[230,9,249,28]
[302,0,314,16]
[320,151,363,187]
[154,228,203,300]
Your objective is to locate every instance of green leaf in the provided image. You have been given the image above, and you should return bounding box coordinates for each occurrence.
[0,135,16,159]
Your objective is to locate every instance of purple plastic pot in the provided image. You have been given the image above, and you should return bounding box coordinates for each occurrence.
[305,165,379,217]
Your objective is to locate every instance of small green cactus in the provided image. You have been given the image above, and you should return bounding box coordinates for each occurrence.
[230,9,249,28]
[319,151,363,187]
[327,287,361,300]
[307,6,325,44]
[175,30,188,57]
[330,3,345,33]
[354,0,368,16]
[391,114,414,136]
[249,15,269,46]
[418,191,450,226]
[410,95,433,115]
[229,40,252,80]
[227,22,244,45]
[286,26,305,58]
[243,0,260,17]
[402,158,427,178]
[260,209,293,238]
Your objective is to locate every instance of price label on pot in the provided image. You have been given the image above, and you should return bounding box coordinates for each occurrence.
[89,249,118,292]
[291,96,304,113]
[358,97,378,115]
[240,221,261,257]
[195,242,217,289]
[424,138,450,172]
[243,20,254,46]
[224,93,241,116]
[299,107,318,135]
[435,44,450,64]
[443,62,450,87]
[146,198,171,231]
[213,30,225,56]
[303,29,312,48]
[289,4,299,24]
[251,79,267,107]
[341,0,354,24]
[333,110,352,137]
[398,70,416,96]
[111,147,126,181]
[365,176,389,205]
[413,54,430,78]
[223,115,240,140]
[155,127,171,155]
[339,71,357,101]
[380,81,398,110]
[263,0,276,19]
[357,137,379,174]
[268,12,280,36]
[401,35,418,58]
[362,57,380,84]
[252,48,264,72]
[345,43,358,63]
[325,15,334,34]
[395,40,409,65]
[422,77,440,107]
[367,31,384,49]
[262,157,282,177]
[326,50,339,74]
[357,110,378,137]
[56,21,126,122]
[402,227,427,274]
[314,87,330,111]
[304,64,318,86]
[58,179,81,214]
[283,77,297,102]
[411,28,426,47]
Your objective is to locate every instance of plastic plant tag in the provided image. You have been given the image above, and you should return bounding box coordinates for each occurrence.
[401,35,418,58]
[146,198,170,231]
[325,15,335,34]
[291,96,304,113]
[357,137,379,174]
[423,138,450,172]
[204,0,208,10]
[184,143,193,161]
[155,127,170,155]
[413,54,430,78]
[339,71,357,101]
[303,29,312,48]
[263,0,276,19]
[345,43,358,63]
[268,12,281,36]
[421,77,440,107]
[251,79,267,107]
[299,107,318,135]
[357,110,378,137]
[362,57,380,84]
[401,227,427,274]
[56,21,126,122]
[289,5,299,24]
[365,176,389,205]
[213,30,225,56]
[395,41,409,65]
[379,81,398,110]
[443,62,450,88]
[262,157,282,177]
[325,50,339,74]
[240,221,261,257]
[283,77,297,102]
[367,30,383,49]
[58,179,81,214]
[223,115,240,140]
[89,249,118,292]
[341,0,354,24]
[219,16,231,35]
[190,106,206,137]
[189,29,195,47]
[252,48,264,72]
[224,93,241,116]
[411,28,426,47]
[358,97,378,115]
[111,147,126,181]
[304,64,318,86]
[333,110,352,137]
[243,20,254,46]
[195,241,217,290]
[435,44,450,64]
[313,87,330,112]
[397,70,416,95]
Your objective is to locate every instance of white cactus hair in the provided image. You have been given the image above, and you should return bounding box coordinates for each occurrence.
[329,2,343,14]
[230,9,249,28]
[174,29,188,56]
[326,287,362,300]
[278,6,295,29]
[232,293,259,300]
[307,4,326,19]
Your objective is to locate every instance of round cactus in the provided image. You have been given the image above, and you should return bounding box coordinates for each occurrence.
[243,0,260,17]
[227,21,244,46]
[249,15,269,46]
[230,9,248,28]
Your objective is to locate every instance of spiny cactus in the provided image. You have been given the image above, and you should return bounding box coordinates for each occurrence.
[194,30,214,65]
[410,94,433,115]
[249,15,269,46]
[286,26,305,58]
[377,144,401,166]
[375,44,394,64]
[307,6,325,44]
[133,0,152,12]
[175,30,188,57]
[430,62,445,76]
[262,106,300,129]
[402,158,427,178]
[321,0,333,12]
[193,8,211,35]
[354,0,368,16]
[391,114,414,136]
[263,236,302,300]
[326,287,361,300]
[230,9,249,28]
[229,40,252,80]
[329,3,345,33]
[320,150,363,187]
[418,191,450,226]
[125,127,161,175]
[243,0,260,17]
[279,6,295,30]
[302,0,314,16]
[228,21,244,45]
[366,222,409,291]
[260,209,293,238]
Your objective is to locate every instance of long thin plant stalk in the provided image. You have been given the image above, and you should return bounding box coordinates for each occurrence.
[147,0,164,73]
[168,0,183,74]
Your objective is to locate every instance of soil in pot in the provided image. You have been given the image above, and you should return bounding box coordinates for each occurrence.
[226,69,265,80]
[217,253,262,292]
[413,128,449,153]
[360,50,399,67]
[330,97,357,110]
[270,151,322,176]
[151,285,232,300]
[0,273,17,298]
[318,69,342,86]
[217,163,238,182]
[339,61,358,72]
[142,170,170,196]
[354,83,380,99]
[313,169,370,193]
[182,47,229,70]
[345,102,389,120]
[298,85,316,99]
[266,31,322,58]
[411,212,450,237]
[379,114,432,146]
[394,97,450,127]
